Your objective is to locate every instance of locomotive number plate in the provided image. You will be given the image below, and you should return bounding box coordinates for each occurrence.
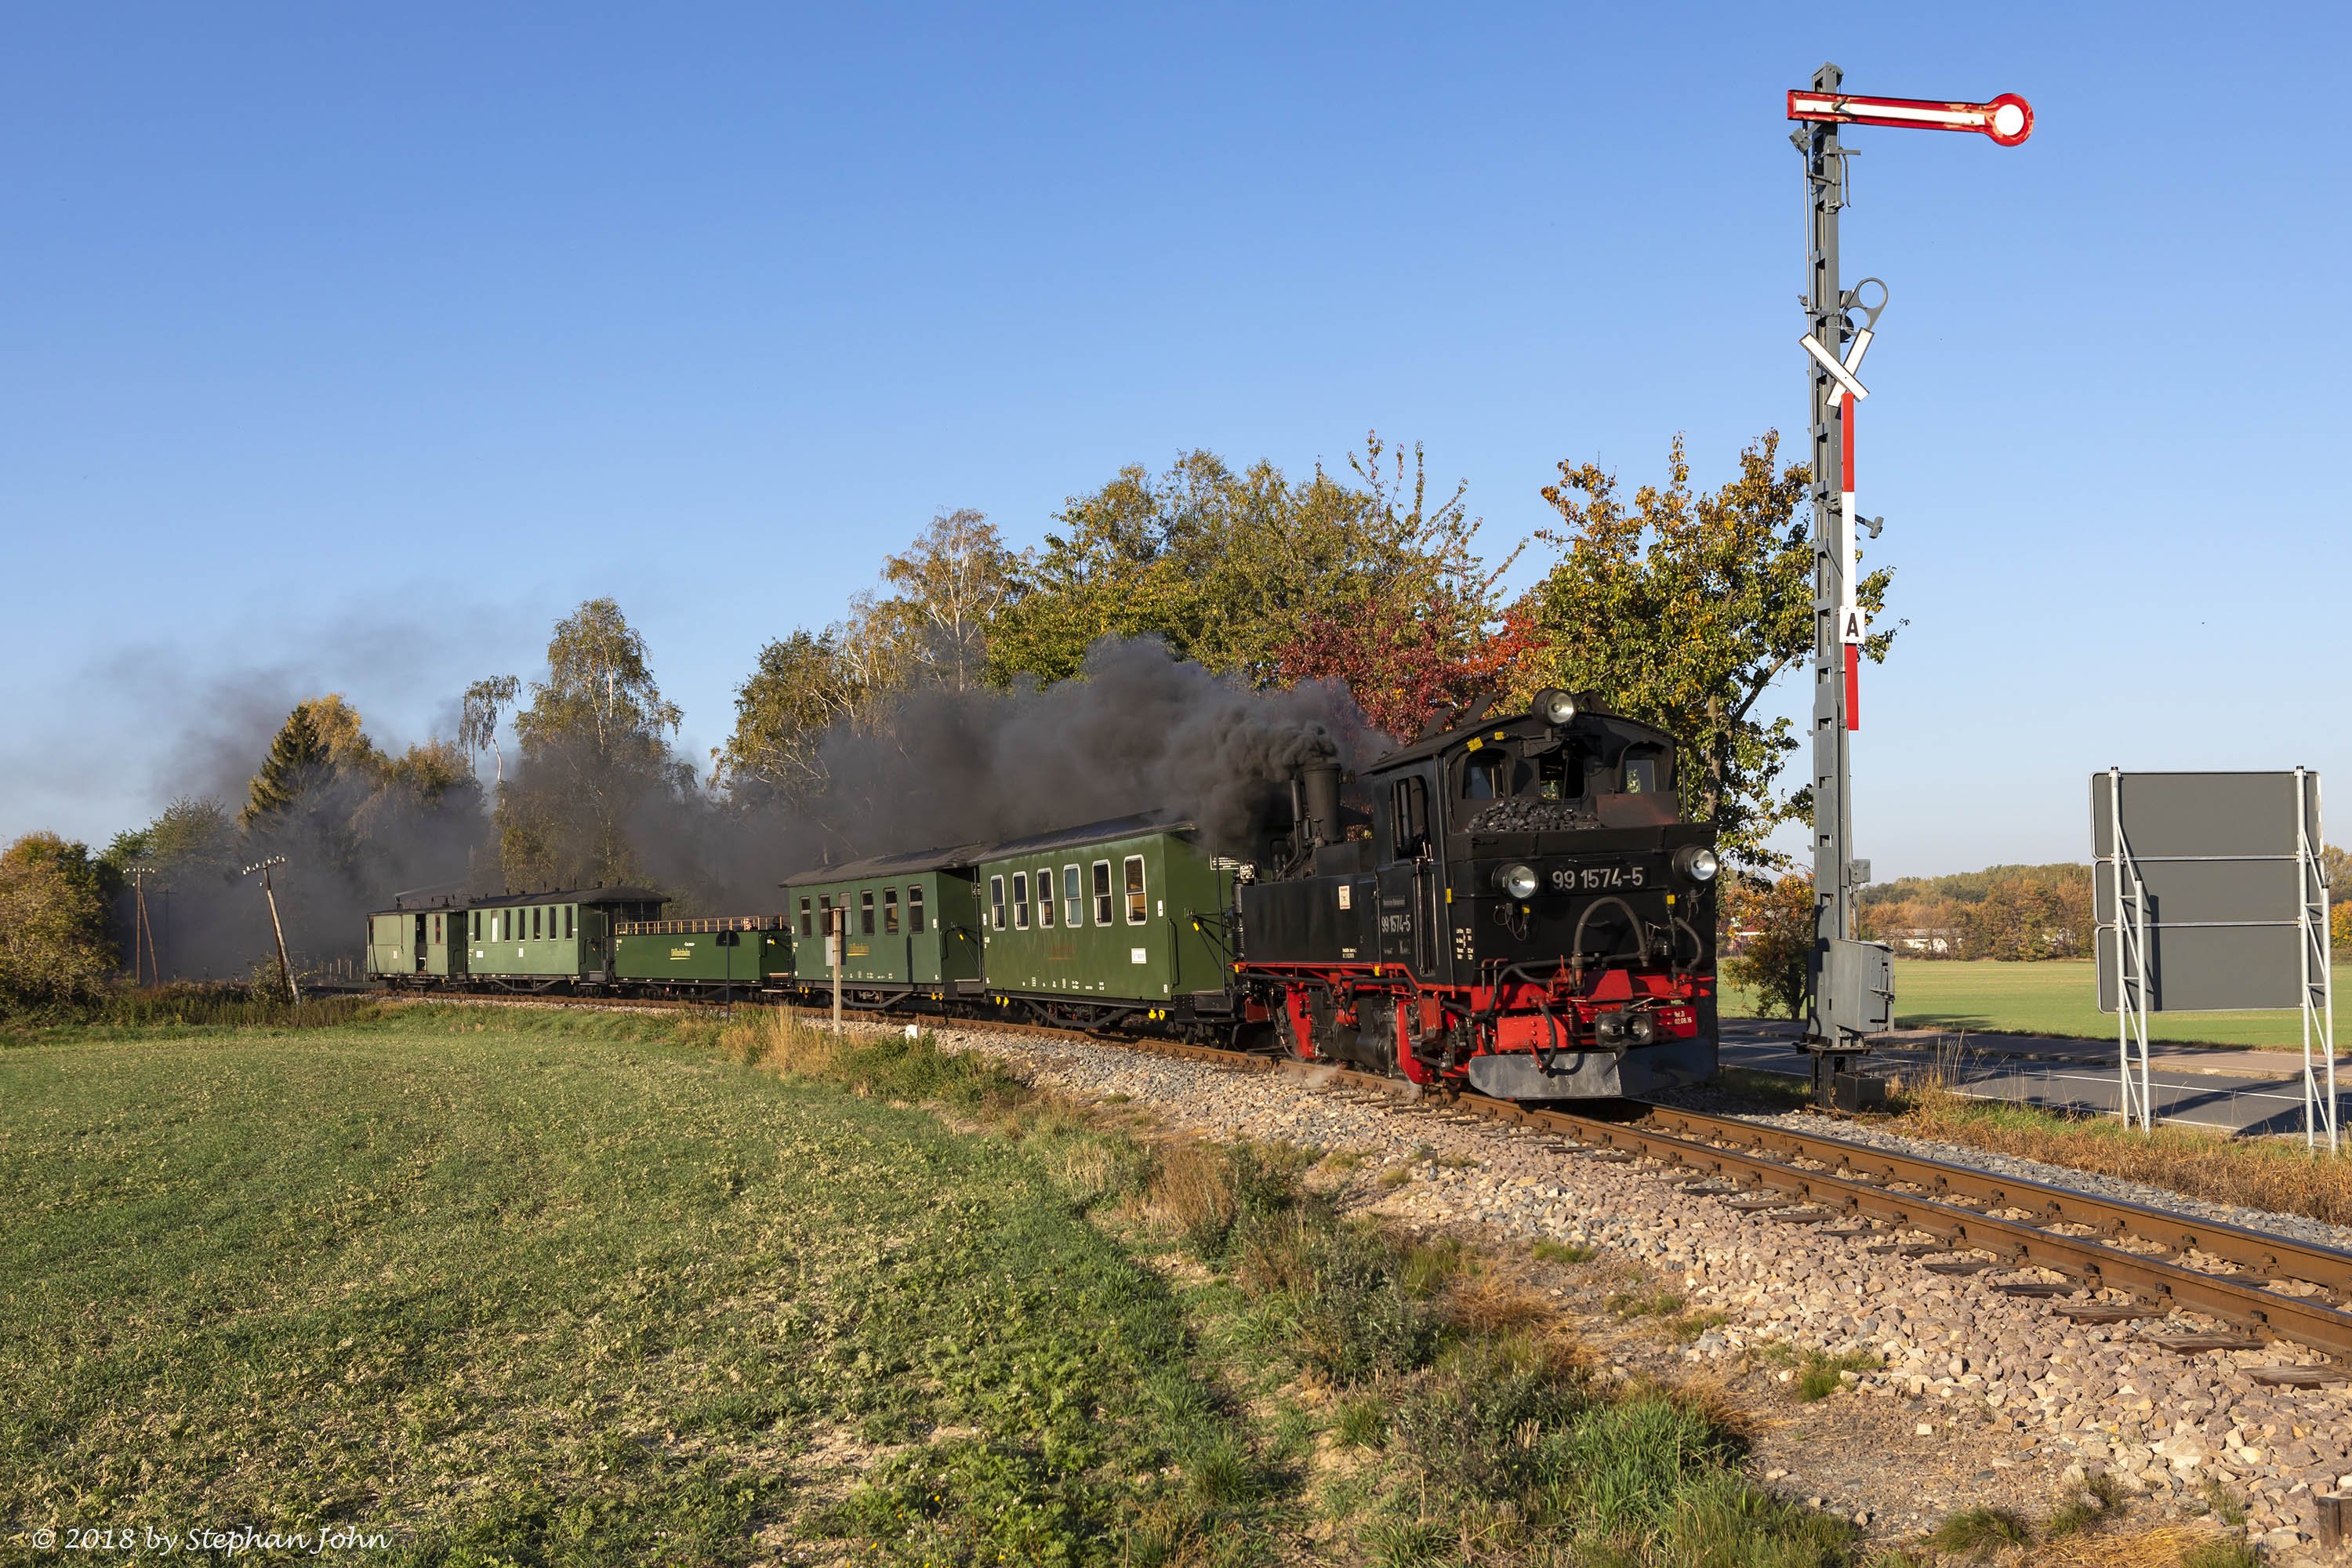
[1551,862,1646,891]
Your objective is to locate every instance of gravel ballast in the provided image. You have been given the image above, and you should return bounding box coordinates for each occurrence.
[919,1022,2352,1563]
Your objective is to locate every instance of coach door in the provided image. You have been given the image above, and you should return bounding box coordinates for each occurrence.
[413,913,428,974]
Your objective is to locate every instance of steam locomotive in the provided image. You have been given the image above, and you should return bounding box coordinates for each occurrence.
[367,690,1720,1099]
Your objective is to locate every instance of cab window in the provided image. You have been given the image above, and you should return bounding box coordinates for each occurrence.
[1388,776,1429,857]
[1623,753,1659,794]
[1463,752,1509,800]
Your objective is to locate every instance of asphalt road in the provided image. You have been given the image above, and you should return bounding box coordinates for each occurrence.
[1718,1018,2346,1141]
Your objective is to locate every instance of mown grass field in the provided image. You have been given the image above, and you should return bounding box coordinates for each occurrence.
[0,1003,1878,1566]
[1723,958,2352,1049]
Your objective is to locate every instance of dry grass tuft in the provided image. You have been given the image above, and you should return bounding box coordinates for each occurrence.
[1438,1270,1552,1338]
[1889,1071,2352,1227]
[717,1007,844,1076]
[1140,1139,1240,1243]
[2031,1523,2244,1567]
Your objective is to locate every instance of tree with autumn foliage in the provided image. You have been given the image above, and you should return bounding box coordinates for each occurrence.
[1512,432,1896,869]
[1266,437,1523,742]
[1723,871,1817,1020]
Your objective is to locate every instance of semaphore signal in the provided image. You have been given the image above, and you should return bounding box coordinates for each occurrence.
[1788,64,2033,1104]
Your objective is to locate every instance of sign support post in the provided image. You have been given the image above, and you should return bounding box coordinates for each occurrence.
[1786,67,2033,1102]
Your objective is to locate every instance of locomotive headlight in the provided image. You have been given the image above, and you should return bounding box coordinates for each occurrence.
[1534,687,1580,726]
[1494,862,1540,900]
[1675,845,1722,884]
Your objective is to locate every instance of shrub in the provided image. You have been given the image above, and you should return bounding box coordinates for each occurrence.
[0,833,116,1010]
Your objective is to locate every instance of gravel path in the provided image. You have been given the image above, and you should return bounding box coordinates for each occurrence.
[922,1023,2352,1563]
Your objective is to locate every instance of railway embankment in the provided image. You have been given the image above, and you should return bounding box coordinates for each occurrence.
[926,1018,2352,1564]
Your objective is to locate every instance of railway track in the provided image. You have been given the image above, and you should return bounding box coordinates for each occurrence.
[1003,1026,2352,1369]
[405,989,2352,1367]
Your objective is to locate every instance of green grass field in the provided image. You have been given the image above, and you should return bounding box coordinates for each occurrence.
[1723,958,2352,1049]
[1,1004,1868,1566]
[0,1006,1254,1564]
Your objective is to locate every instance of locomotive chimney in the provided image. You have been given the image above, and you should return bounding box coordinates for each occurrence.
[1301,760,1342,848]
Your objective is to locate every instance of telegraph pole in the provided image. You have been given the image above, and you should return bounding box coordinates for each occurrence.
[126,864,159,986]
[1785,67,2033,1099]
[242,856,300,1002]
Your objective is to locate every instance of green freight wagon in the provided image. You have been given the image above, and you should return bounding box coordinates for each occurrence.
[612,914,793,994]
[458,886,668,990]
[972,815,1238,1029]
[781,844,989,1006]
[365,900,473,988]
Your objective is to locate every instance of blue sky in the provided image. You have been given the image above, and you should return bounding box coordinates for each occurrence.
[4,2,2344,877]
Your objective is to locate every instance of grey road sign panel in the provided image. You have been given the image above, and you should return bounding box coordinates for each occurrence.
[2091,856,2299,926]
[2090,771,2305,861]
[2094,923,2306,1013]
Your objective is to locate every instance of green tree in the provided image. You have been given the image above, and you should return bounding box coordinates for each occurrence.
[1516,433,1897,869]
[460,675,521,787]
[1722,872,1817,1021]
[500,599,688,887]
[0,832,117,1007]
[715,629,860,802]
[987,437,1504,688]
[512,599,684,757]
[239,704,332,828]
[880,509,1022,691]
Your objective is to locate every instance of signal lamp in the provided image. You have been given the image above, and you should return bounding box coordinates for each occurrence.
[1534,688,1579,726]
[1494,862,1539,900]
[1675,845,1722,884]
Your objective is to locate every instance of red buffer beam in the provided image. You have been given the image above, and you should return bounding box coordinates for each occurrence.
[1788,89,2034,147]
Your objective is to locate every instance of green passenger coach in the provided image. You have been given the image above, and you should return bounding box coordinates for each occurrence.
[971,815,1237,1029]
[612,915,792,993]
[365,903,471,985]
[458,886,666,990]
[782,844,989,1005]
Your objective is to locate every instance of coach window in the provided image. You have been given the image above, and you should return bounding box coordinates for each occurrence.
[565,907,574,939]
[799,898,811,937]
[1062,865,1080,927]
[1091,860,1113,925]
[860,890,876,935]
[989,877,1006,930]
[1012,872,1030,929]
[884,888,899,935]
[470,912,480,942]
[1123,856,1147,924]
[530,907,540,940]
[909,886,926,934]
[1036,868,1054,927]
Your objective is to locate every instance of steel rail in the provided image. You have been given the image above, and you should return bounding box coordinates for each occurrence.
[1618,1102,2352,1301]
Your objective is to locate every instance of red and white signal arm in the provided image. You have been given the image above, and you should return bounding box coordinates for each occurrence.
[1788,89,2033,147]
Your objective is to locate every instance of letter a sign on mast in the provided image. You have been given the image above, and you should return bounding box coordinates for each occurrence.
[1788,64,2032,1103]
